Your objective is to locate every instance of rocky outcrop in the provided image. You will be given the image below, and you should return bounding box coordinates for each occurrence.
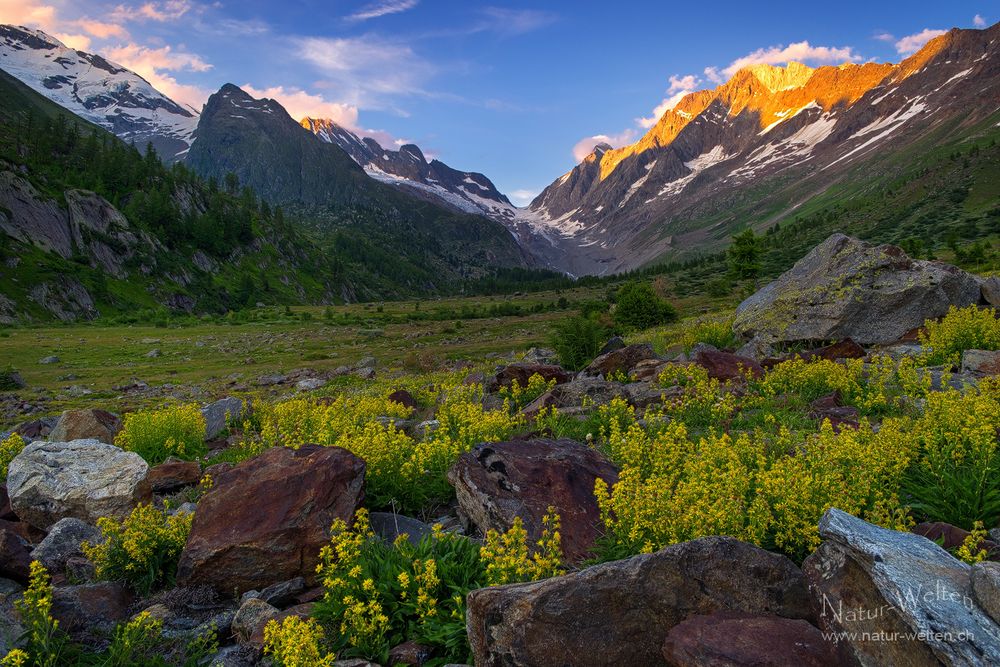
[7,439,151,530]
[583,343,660,378]
[661,611,842,667]
[803,508,1000,666]
[449,439,619,562]
[467,536,812,666]
[734,234,982,345]
[176,445,365,595]
[47,409,121,444]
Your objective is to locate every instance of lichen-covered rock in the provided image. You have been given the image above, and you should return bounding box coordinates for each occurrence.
[176,445,365,595]
[734,234,982,345]
[449,438,618,563]
[232,597,278,644]
[467,536,812,666]
[7,439,151,530]
[803,508,1000,666]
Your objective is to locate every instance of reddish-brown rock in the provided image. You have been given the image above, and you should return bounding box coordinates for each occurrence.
[51,582,134,642]
[630,358,669,382]
[799,338,866,362]
[449,438,619,563]
[0,526,31,583]
[693,349,763,381]
[0,486,13,520]
[467,536,813,667]
[176,445,365,595]
[584,343,659,378]
[487,363,572,392]
[387,389,418,410]
[808,392,860,432]
[48,409,121,444]
[147,458,202,493]
[913,522,1000,559]
[662,611,842,667]
[388,640,434,666]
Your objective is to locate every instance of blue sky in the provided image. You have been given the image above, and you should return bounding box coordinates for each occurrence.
[0,0,993,204]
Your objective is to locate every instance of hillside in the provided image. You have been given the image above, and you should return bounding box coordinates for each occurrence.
[523,23,1000,275]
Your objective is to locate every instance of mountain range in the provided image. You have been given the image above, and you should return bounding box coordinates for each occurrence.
[0,20,998,320]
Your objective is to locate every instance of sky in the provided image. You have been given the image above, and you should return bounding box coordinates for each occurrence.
[0,0,994,205]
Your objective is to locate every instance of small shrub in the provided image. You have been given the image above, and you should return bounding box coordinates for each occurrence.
[7,561,70,667]
[263,616,335,667]
[614,281,678,332]
[549,316,609,371]
[0,366,22,391]
[498,374,555,411]
[83,504,193,596]
[115,404,207,465]
[1,432,25,480]
[920,305,1000,367]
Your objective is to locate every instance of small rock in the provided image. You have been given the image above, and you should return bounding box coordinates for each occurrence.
[693,349,763,381]
[799,338,866,362]
[982,276,1000,307]
[0,527,31,583]
[51,581,134,643]
[598,336,626,356]
[387,389,418,410]
[412,420,440,439]
[201,397,243,441]
[355,367,376,380]
[486,363,572,392]
[389,640,434,666]
[258,577,306,608]
[296,378,327,391]
[145,349,162,358]
[735,336,775,362]
[369,512,434,547]
[147,458,202,493]
[30,518,102,574]
[231,597,278,644]
[583,343,659,379]
[355,357,377,370]
[961,349,1000,375]
[39,356,60,365]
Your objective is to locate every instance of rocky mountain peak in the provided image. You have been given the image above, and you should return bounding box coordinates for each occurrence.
[743,61,815,92]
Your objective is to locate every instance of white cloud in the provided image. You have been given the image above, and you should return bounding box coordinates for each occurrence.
[508,189,538,206]
[703,66,724,84]
[873,31,895,42]
[477,7,558,36]
[242,84,360,128]
[112,0,193,23]
[296,35,435,107]
[105,43,212,109]
[572,131,636,162]
[973,14,986,28]
[723,40,862,77]
[347,0,418,22]
[637,74,700,128]
[894,28,947,55]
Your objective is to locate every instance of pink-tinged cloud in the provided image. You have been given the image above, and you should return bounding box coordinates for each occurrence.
[75,18,129,39]
[112,0,192,23]
[105,43,212,109]
[894,28,947,55]
[241,84,361,129]
[723,40,862,77]
[973,15,986,28]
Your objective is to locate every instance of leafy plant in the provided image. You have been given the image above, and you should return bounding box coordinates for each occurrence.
[919,305,1000,367]
[614,281,678,333]
[1,432,25,480]
[549,315,609,371]
[83,504,193,596]
[6,562,71,667]
[115,404,207,465]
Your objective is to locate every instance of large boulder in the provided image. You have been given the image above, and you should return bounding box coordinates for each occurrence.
[661,611,842,667]
[521,378,626,416]
[7,440,151,530]
[803,508,1000,666]
[448,439,619,563]
[734,234,982,345]
[47,409,121,444]
[467,536,812,666]
[176,445,365,595]
[583,343,660,379]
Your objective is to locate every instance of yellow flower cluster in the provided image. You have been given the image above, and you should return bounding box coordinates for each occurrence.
[0,432,24,480]
[5,561,63,667]
[83,504,193,595]
[115,403,207,464]
[498,373,556,409]
[920,305,1000,366]
[480,508,565,585]
[263,616,336,667]
[957,521,990,564]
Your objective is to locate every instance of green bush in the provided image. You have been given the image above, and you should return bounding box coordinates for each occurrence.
[919,305,1000,366]
[614,281,678,332]
[115,404,207,465]
[549,316,610,371]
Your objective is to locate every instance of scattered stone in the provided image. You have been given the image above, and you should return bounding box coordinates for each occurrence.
[177,445,365,595]
[735,336,775,362]
[0,527,31,583]
[982,276,1000,307]
[11,417,59,441]
[961,349,1000,375]
[803,508,1000,665]
[355,356,377,370]
[147,458,202,493]
[598,336,626,356]
[411,420,439,439]
[48,408,121,444]
[257,577,306,608]
[65,385,92,397]
[487,363,572,392]
[295,378,327,391]
[522,347,559,365]
[808,392,860,432]
[972,562,1000,625]
[7,439,151,530]
[231,597,278,644]
[145,349,162,358]
[522,378,624,417]
[0,370,25,390]
[355,367,376,380]
[39,356,60,365]
[583,343,659,378]
[623,382,674,409]
[449,438,619,563]
[369,512,435,547]
[693,349,763,381]
[629,358,668,382]
[30,518,102,574]
[467,536,812,666]
[387,389,418,410]
[389,640,434,666]
[255,374,287,387]
[201,397,243,440]
[734,234,982,345]
[661,611,841,667]
[799,338,867,362]
[51,581,134,642]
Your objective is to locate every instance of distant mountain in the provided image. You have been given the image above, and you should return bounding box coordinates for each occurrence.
[525,22,1000,276]
[302,117,517,221]
[187,84,530,289]
[0,25,197,160]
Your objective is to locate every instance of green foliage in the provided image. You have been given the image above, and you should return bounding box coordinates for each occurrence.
[613,281,678,333]
[83,504,193,596]
[1,433,25,480]
[727,228,762,280]
[919,305,1000,367]
[114,405,207,465]
[0,366,22,391]
[7,562,71,667]
[549,316,610,371]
